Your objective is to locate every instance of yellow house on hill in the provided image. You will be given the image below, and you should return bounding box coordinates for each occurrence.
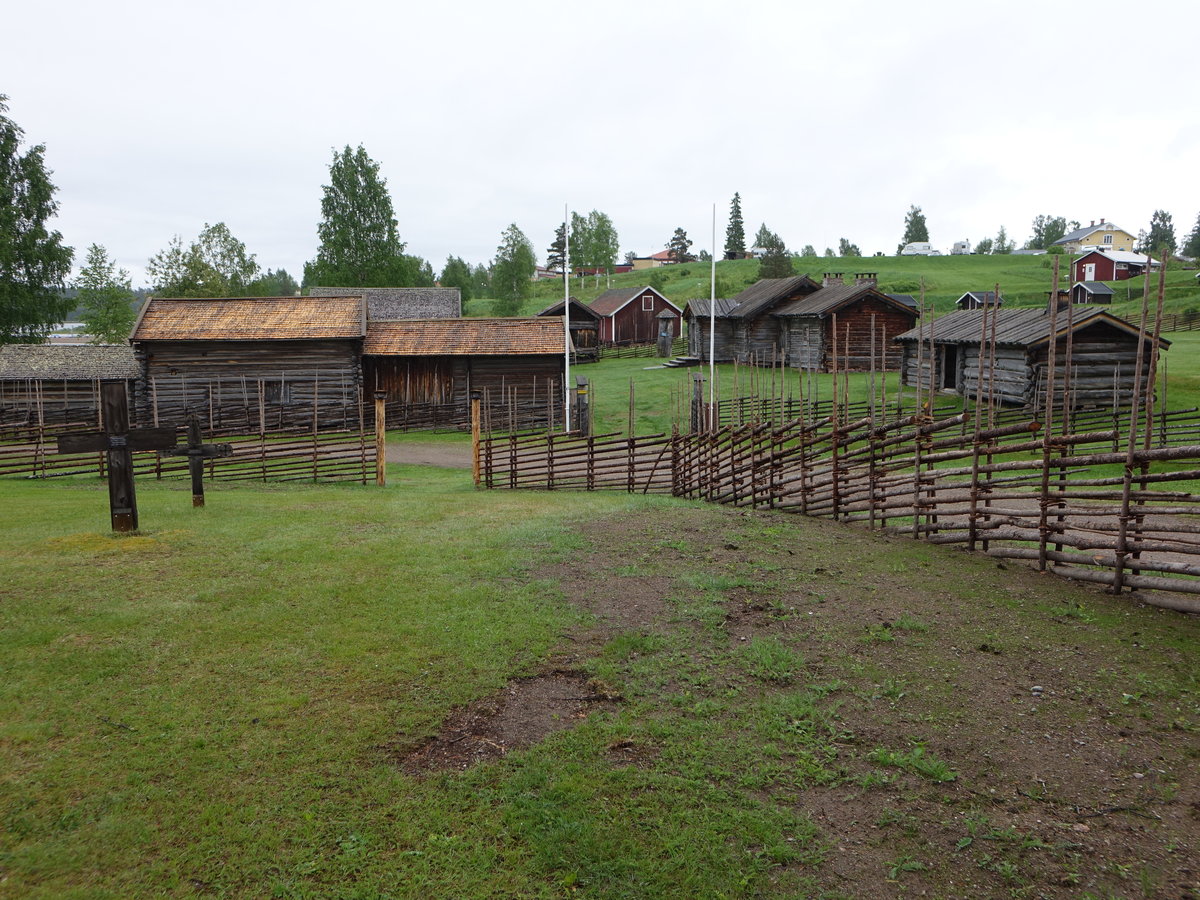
[1052,219,1136,254]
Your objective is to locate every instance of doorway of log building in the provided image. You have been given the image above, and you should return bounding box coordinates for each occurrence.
[941,346,958,390]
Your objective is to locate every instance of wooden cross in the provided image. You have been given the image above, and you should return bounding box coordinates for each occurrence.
[162,415,232,507]
[56,381,177,533]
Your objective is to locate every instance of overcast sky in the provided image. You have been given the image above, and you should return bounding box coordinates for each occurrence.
[5,0,1198,288]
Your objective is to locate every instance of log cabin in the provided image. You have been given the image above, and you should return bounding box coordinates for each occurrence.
[536,298,600,362]
[895,306,1168,408]
[362,317,566,409]
[684,275,820,363]
[589,286,682,345]
[0,344,140,425]
[774,276,919,372]
[309,286,462,318]
[129,295,366,423]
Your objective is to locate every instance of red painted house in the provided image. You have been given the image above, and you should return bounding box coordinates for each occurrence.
[1072,249,1156,282]
[589,286,683,345]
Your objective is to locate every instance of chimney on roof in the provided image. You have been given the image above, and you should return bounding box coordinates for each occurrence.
[1100,218,1105,225]
[854,272,877,287]
[822,272,844,287]
[1090,220,1095,227]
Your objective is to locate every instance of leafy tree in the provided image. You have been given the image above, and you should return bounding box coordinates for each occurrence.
[75,244,136,344]
[1027,215,1074,250]
[303,144,420,287]
[975,237,994,255]
[667,227,695,264]
[147,222,259,297]
[470,263,491,297]
[823,247,836,258]
[647,270,667,292]
[697,249,712,263]
[623,250,636,265]
[753,223,776,250]
[800,244,817,257]
[546,223,566,273]
[0,95,74,343]
[246,268,300,297]
[838,238,862,257]
[439,256,473,302]
[1144,209,1176,256]
[898,205,928,252]
[1182,212,1200,259]
[491,224,535,311]
[758,232,793,279]
[570,210,619,270]
[993,226,1014,254]
[724,192,746,259]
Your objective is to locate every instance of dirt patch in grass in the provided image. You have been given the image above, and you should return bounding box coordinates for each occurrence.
[394,670,619,774]
[385,441,473,468]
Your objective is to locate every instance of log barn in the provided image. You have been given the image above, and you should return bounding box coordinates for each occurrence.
[129,295,366,421]
[0,344,139,424]
[684,275,820,363]
[589,286,682,345]
[536,298,600,361]
[362,317,566,407]
[775,277,919,371]
[895,306,1168,408]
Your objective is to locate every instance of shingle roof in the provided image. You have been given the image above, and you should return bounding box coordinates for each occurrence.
[363,318,567,356]
[684,298,740,318]
[726,275,820,319]
[0,344,139,380]
[1053,222,1127,245]
[887,293,919,309]
[956,291,1002,307]
[894,307,1168,348]
[132,296,365,341]
[536,298,602,321]
[310,287,461,319]
[773,283,918,317]
[1077,249,1155,266]
[1074,281,1115,295]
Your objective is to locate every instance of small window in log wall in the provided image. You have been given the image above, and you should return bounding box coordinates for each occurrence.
[643,295,654,310]
[264,382,292,404]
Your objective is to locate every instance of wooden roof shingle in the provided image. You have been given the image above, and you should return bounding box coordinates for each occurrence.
[132,296,365,342]
[774,282,917,317]
[363,318,568,356]
[0,344,139,380]
[726,275,820,319]
[895,307,1170,349]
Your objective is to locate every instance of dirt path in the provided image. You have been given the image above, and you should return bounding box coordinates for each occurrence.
[385,441,473,468]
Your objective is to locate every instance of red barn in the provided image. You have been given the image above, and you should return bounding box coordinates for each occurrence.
[589,286,682,345]
[1072,249,1156,282]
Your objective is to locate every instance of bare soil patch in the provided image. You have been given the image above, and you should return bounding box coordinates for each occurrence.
[385,441,473,468]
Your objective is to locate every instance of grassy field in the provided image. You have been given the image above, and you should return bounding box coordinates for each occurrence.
[2,464,1198,898]
[463,254,1200,319]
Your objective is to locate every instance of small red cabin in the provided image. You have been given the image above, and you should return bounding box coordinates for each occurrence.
[1072,249,1155,283]
[589,286,682,345]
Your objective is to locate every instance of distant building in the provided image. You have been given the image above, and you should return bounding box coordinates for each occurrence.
[1071,249,1156,282]
[590,286,682,345]
[955,291,1002,310]
[1051,220,1136,254]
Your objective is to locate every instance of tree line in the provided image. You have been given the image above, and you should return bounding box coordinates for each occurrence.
[4,91,1200,345]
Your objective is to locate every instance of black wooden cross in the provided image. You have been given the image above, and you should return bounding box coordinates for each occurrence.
[56,381,177,533]
[162,415,232,507]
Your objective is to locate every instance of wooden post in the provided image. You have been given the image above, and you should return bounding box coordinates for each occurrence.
[471,390,482,487]
[161,415,233,506]
[374,391,388,487]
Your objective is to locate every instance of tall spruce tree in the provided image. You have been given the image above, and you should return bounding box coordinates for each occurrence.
[75,244,136,344]
[546,223,566,273]
[898,205,929,252]
[0,95,74,343]
[758,232,793,279]
[303,145,416,287]
[724,192,746,259]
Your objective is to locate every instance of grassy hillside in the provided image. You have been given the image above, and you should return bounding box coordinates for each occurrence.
[464,255,1200,319]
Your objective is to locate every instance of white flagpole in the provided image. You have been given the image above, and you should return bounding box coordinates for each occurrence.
[709,203,716,427]
[563,203,571,430]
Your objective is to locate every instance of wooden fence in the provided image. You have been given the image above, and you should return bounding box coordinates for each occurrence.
[478,411,1200,609]
[1,377,375,484]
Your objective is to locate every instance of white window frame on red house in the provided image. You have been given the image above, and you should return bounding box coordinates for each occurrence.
[642,294,654,311]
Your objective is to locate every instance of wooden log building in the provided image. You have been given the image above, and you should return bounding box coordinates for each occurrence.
[684,275,820,363]
[129,295,366,421]
[536,298,600,361]
[363,317,566,406]
[309,286,462,319]
[589,286,682,345]
[895,306,1168,408]
[774,275,918,371]
[0,344,139,424]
